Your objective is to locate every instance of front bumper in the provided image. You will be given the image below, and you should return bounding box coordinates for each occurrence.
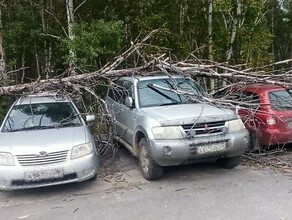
[149,130,249,166]
[0,152,98,191]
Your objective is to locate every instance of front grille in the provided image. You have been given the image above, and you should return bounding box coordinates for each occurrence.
[11,173,77,187]
[16,150,68,166]
[182,121,226,136]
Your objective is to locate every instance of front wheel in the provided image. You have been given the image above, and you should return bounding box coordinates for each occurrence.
[216,155,242,169]
[138,138,163,180]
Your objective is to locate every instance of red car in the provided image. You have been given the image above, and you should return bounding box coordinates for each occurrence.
[214,84,292,149]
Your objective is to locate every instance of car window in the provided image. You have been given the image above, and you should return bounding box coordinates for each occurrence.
[212,88,243,105]
[2,102,82,132]
[137,78,206,108]
[108,80,134,105]
[238,92,260,109]
[108,86,125,103]
[269,90,292,110]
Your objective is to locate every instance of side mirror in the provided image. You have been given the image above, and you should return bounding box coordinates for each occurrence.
[85,114,95,123]
[125,97,134,108]
[235,105,241,114]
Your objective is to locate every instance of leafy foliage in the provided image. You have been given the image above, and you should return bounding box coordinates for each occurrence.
[60,20,123,70]
[1,0,292,79]
[3,5,42,74]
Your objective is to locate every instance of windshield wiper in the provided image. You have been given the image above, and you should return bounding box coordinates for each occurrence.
[58,121,82,128]
[159,102,180,106]
[147,84,182,104]
[8,125,56,132]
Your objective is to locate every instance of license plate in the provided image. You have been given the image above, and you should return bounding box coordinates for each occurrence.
[196,142,226,154]
[24,169,64,181]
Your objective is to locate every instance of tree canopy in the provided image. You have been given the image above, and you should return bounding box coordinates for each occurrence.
[0,0,291,83]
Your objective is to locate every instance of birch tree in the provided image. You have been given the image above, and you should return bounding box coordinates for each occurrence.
[208,0,215,90]
[0,1,5,77]
[66,0,76,74]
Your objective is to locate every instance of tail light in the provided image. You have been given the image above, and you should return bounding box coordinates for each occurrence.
[266,116,277,128]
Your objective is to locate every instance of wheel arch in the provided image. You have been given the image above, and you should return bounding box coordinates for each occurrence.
[134,126,149,156]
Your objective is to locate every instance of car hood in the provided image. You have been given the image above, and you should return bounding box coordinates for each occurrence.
[141,103,237,126]
[0,126,88,154]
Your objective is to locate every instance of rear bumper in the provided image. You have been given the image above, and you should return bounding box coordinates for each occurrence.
[0,152,98,191]
[149,130,249,166]
[260,128,292,146]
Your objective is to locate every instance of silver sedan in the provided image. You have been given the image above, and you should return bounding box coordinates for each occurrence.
[0,94,98,190]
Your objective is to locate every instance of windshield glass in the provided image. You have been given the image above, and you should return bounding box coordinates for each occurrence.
[2,102,82,132]
[269,90,292,110]
[137,78,206,108]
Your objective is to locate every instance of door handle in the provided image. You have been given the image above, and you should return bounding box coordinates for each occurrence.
[120,109,124,113]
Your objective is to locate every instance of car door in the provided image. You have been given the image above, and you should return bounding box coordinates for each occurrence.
[106,81,125,137]
[118,80,136,147]
[237,91,262,132]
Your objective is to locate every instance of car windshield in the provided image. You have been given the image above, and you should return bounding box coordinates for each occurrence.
[269,90,292,110]
[2,102,82,132]
[137,78,206,108]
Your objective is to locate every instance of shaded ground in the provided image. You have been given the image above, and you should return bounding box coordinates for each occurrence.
[0,144,292,219]
[242,145,292,175]
[97,142,292,179]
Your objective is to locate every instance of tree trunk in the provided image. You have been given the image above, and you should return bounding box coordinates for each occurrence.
[0,3,5,77]
[36,53,40,79]
[208,0,215,91]
[179,1,188,36]
[66,0,76,73]
[41,0,53,79]
[226,0,241,62]
[0,33,5,77]
[21,53,25,83]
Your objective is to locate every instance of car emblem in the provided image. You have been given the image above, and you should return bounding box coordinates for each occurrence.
[204,124,209,132]
[37,151,48,157]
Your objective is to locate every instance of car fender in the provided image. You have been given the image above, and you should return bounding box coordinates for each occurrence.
[134,125,149,155]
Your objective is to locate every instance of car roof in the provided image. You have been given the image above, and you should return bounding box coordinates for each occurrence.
[243,84,286,93]
[15,93,71,105]
[118,75,189,83]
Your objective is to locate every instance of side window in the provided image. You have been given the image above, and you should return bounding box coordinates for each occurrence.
[108,80,134,105]
[212,88,231,99]
[213,88,241,101]
[239,92,260,109]
[108,86,125,103]
[268,90,292,110]
[120,81,134,105]
[212,88,243,109]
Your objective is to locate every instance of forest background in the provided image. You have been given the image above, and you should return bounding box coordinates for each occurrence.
[0,0,292,117]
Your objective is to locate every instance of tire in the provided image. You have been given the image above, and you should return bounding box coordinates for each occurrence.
[248,133,261,152]
[88,174,98,181]
[138,138,164,180]
[216,155,242,169]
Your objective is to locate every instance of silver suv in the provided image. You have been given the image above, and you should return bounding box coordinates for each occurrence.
[106,75,249,180]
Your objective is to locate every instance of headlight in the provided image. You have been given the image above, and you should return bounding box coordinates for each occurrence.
[152,126,184,139]
[228,119,245,133]
[71,142,94,160]
[0,152,15,166]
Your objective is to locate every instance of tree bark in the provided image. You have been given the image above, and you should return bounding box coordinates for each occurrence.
[226,0,241,62]
[66,0,76,73]
[179,1,188,36]
[0,2,5,77]
[0,32,4,76]
[208,0,215,91]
